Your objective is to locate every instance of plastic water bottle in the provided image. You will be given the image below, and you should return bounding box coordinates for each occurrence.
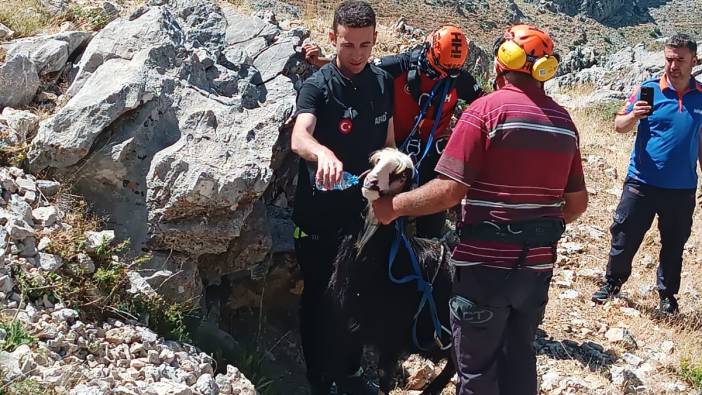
[315,171,360,191]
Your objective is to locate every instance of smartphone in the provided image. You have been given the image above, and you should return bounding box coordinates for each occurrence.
[640,86,654,113]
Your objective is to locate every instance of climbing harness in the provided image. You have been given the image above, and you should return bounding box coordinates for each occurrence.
[458,218,565,267]
[399,76,454,186]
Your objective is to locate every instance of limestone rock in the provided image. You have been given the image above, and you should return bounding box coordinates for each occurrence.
[0,54,40,108]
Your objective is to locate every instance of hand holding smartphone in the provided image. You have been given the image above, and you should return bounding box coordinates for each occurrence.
[639,86,654,114]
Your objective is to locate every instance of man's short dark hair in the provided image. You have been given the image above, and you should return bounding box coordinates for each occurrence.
[665,33,697,55]
[332,1,376,33]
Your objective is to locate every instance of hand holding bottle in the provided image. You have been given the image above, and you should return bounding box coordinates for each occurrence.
[315,171,359,191]
[315,147,344,190]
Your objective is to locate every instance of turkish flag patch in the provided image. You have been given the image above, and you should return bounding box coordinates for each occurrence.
[338,118,353,135]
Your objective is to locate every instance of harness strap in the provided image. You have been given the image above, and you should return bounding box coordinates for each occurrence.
[388,218,452,351]
[407,69,422,103]
[400,77,456,185]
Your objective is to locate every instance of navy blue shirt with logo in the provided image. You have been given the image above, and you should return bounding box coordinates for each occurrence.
[293,60,394,234]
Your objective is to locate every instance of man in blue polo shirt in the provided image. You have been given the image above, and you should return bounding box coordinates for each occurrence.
[592,34,702,314]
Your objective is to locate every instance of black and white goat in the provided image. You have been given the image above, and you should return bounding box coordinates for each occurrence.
[328,148,455,395]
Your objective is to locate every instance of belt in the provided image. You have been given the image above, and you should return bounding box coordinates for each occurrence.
[458,218,565,267]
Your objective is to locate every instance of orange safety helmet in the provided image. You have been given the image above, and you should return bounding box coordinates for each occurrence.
[425,25,469,79]
[494,24,559,81]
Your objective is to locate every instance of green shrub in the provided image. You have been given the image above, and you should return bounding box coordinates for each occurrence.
[681,360,702,390]
[0,320,35,352]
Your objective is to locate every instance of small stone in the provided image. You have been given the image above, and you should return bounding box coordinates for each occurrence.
[42,293,54,309]
[560,242,584,255]
[18,237,38,257]
[0,274,13,293]
[36,180,61,197]
[604,167,618,179]
[160,349,175,363]
[15,177,37,194]
[555,270,575,288]
[37,252,63,271]
[84,230,115,253]
[76,253,95,273]
[105,327,138,344]
[0,22,14,40]
[37,236,52,251]
[135,326,158,343]
[130,342,145,356]
[7,219,35,240]
[147,349,159,364]
[148,381,192,395]
[199,362,213,375]
[541,370,560,390]
[32,206,59,227]
[640,255,655,269]
[70,384,103,395]
[130,358,146,369]
[51,308,79,322]
[59,21,76,32]
[620,307,641,317]
[610,365,643,391]
[23,191,37,204]
[558,290,579,299]
[192,373,218,395]
[622,352,643,367]
[605,327,625,343]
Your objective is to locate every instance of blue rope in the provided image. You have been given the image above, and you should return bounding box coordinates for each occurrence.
[398,78,453,186]
[388,77,454,351]
[387,218,452,351]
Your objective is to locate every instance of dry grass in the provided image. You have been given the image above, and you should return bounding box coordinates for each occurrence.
[0,0,51,38]
[537,102,702,392]
[0,0,143,39]
[0,46,6,63]
[47,195,103,260]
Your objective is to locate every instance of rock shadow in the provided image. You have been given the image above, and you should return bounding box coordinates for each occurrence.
[536,329,618,371]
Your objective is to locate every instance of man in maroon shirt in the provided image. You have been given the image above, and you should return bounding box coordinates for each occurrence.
[374,25,588,395]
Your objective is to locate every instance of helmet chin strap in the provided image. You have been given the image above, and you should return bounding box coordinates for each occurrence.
[418,47,442,79]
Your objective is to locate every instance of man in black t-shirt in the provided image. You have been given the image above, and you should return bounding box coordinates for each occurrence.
[304,25,484,238]
[290,2,393,394]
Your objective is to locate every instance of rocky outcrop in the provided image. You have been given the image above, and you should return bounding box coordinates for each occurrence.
[530,0,650,26]
[546,42,702,107]
[3,31,93,76]
[0,31,92,109]
[24,0,308,303]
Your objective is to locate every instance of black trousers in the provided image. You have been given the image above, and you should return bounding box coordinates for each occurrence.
[410,137,447,239]
[450,266,552,395]
[295,232,362,385]
[606,178,695,297]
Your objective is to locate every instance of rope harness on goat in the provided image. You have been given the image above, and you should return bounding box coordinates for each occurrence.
[388,77,455,351]
[388,217,452,352]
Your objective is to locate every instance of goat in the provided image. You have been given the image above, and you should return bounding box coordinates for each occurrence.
[328,148,455,395]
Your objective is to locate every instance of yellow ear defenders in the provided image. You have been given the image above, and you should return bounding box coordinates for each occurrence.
[494,28,559,82]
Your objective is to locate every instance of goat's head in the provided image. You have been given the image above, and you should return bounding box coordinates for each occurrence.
[362,148,415,203]
[355,148,415,252]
